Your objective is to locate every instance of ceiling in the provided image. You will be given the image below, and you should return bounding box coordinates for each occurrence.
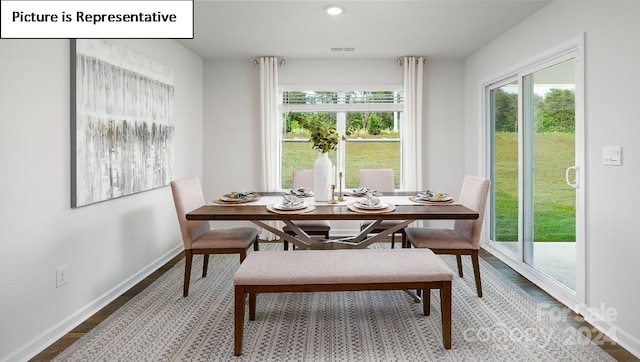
[176,0,551,61]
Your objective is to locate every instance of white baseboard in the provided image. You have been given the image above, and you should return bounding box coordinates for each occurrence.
[3,244,183,362]
[579,305,640,359]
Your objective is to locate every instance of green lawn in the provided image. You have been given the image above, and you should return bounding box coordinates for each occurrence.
[282,140,400,189]
[283,132,575,242]
[494,132,576,242]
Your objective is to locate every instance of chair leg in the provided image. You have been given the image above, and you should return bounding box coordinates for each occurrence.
[471,250,483,297]
[456,255,463,277]
[391,233,395,249]
[202,254,209,277]
[401,231,407,248]
[239,250,247,263]
[423,289,431,316]
[183,250,192,297]
[253,236,260,251]
[284,231,293,250]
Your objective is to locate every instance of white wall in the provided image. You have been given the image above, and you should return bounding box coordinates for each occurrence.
[0,39,203,361]
[464,1,640,356]
[202,58,467,232]
[279,59,401,88]
[423,60,466,195]
[202,60,261,200]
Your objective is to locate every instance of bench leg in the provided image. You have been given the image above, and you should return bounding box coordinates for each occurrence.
[234,287,245,356]
[440,282,452,349]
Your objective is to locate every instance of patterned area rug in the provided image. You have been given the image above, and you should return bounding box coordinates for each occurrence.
[54,243,613,361]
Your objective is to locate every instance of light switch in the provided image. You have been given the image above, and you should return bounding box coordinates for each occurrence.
[603,146,622,166]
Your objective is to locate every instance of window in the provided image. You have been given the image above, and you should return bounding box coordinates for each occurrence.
[280,90,403,190]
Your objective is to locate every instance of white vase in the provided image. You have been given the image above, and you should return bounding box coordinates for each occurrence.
[313,152,333,202]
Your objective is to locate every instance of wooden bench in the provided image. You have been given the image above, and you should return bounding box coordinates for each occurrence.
[233,248,453,356]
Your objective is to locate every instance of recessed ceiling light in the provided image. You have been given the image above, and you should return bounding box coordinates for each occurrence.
[325,4,345,16]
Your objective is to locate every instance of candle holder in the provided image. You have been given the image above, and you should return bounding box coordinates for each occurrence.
[338,172,345,202]
[329,184,338,204]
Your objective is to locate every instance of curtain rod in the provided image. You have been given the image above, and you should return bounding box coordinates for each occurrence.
[396,57,428,66]
[253,58,286,66]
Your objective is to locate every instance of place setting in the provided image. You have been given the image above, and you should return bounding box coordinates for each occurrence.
[345,187,383,197]
[287,187,314,197]
[347,192,396,213]
[409,190,456,205]
[214,191,261,204]
[267,194,316,214]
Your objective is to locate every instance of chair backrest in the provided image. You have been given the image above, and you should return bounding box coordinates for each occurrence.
[454,175,491,249]
[358,169,395,193]
[292,169,314,190]
[170,176,210,249]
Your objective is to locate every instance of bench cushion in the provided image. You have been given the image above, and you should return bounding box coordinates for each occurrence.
[234,248,452,286]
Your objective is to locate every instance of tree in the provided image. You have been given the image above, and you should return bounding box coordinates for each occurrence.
[346,114,363,134]
[494,88,518,132]
[367,113,382,135]
[536,89,575,132]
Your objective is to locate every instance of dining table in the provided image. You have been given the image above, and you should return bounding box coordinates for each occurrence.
[186,191,479,251]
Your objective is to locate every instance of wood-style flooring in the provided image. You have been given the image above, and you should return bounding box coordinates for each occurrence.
[31,243,639,361]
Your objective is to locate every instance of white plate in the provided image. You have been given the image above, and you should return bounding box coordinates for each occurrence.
[221,195,253,202]
[354,201,388,210]
[221,191,257,201]
[416,192,452,202]
[272,202,307,211]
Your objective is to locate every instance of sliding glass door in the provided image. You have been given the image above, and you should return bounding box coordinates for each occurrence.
[523,60,577,291]
[486,37,584,305]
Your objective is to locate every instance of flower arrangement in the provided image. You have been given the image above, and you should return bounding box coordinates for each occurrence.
[299,118,344,153]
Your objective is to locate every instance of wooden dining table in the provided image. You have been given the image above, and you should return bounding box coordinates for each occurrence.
[186,192,479,250]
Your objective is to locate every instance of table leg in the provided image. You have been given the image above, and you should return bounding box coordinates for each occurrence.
[250,220,313,249]
[252,219,415,250]
[338,219,413,249]
[403,289,421,303]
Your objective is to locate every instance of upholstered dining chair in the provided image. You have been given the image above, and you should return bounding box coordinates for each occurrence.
[171,176,260,297]
[404,175,490,297]
[282,170,331,250]
[358,168,406,248]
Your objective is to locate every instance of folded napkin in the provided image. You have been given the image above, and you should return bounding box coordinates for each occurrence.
[282,194,304,207]
[352,187,378,195]
[416,190,434,200]
[290,187,312,197]
[357,191,381,207]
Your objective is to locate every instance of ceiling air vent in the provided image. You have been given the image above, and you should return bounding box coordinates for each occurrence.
[330,47,356,52]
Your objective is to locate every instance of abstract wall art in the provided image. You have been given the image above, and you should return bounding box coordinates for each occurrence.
[71,40,175,207]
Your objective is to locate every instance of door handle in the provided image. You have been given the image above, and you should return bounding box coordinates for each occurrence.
[565,166,578,189]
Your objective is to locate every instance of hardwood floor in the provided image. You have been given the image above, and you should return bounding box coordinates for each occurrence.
[31,243,639,361]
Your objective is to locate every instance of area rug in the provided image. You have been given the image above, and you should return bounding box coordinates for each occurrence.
[54,243,612,361]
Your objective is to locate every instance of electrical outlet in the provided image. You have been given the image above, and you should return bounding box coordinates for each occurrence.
[56,264,68,288]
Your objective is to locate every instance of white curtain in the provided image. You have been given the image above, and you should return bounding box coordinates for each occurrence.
[402,56,424,191]
[259,56,280,240]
